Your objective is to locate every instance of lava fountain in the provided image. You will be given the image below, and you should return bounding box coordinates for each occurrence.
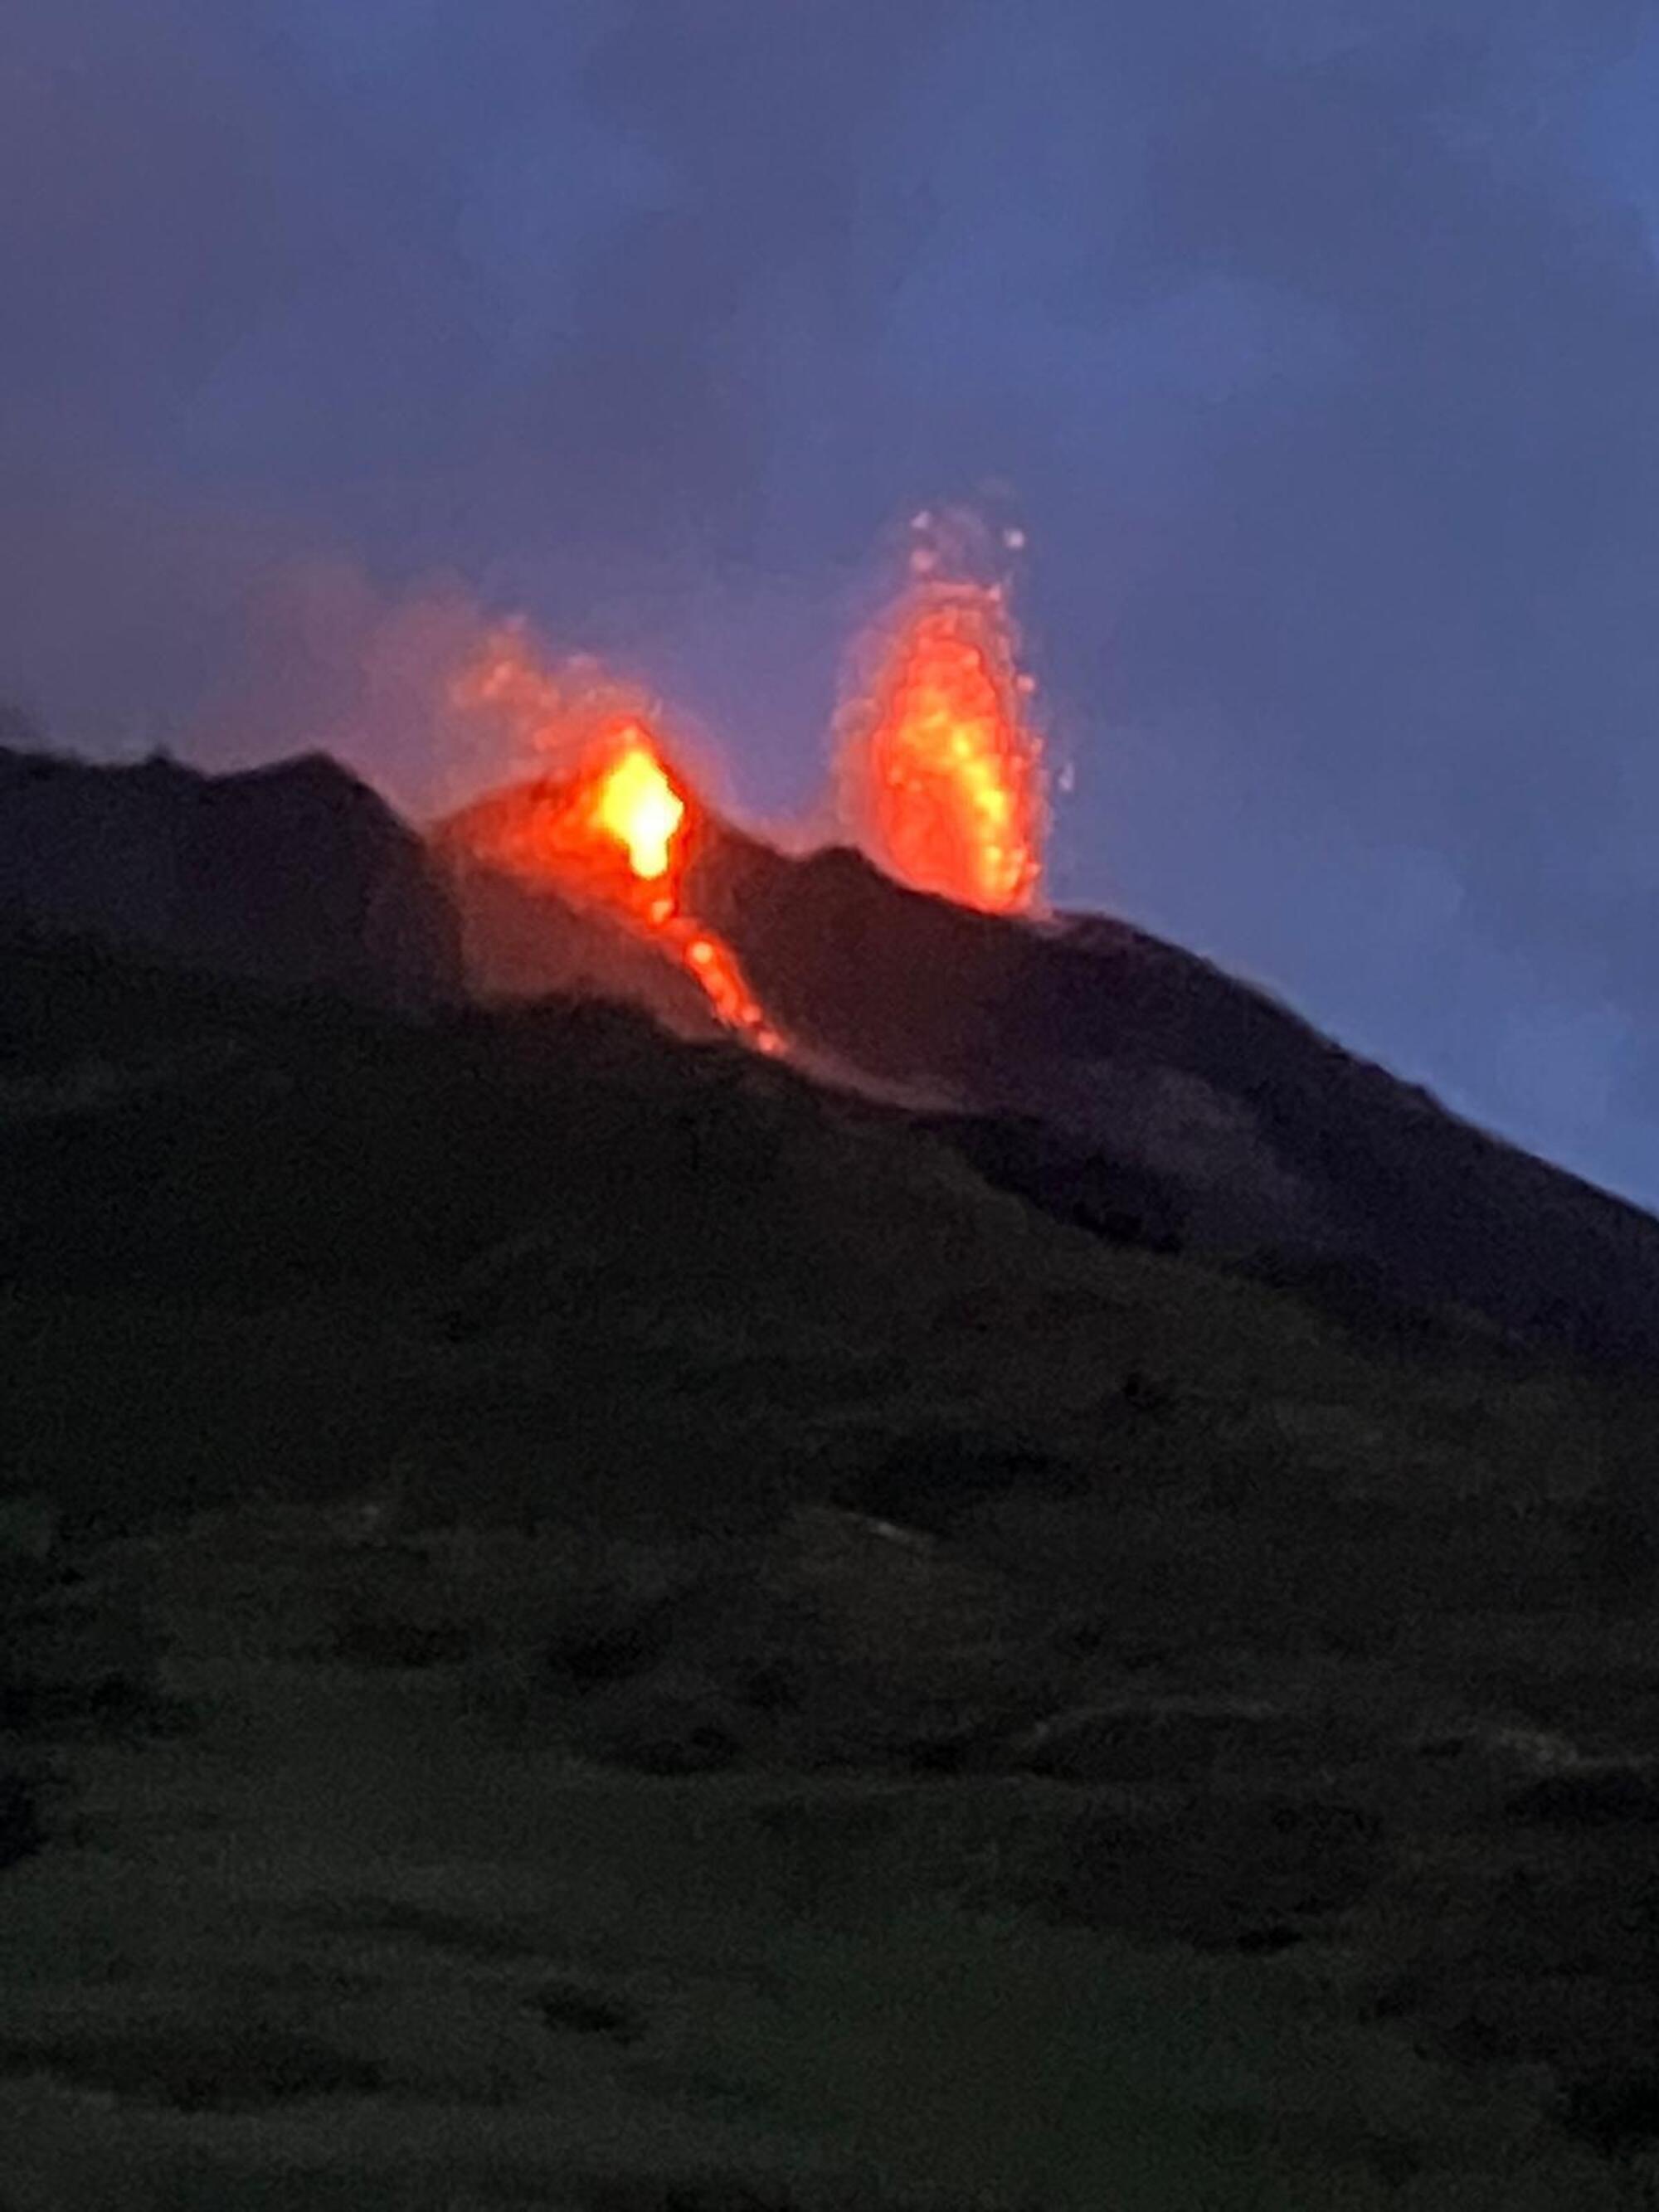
[837,572,1045,915]
[440,627,777,1051]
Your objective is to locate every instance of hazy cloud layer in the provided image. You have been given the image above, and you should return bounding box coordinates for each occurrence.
[3,0,1658,1198]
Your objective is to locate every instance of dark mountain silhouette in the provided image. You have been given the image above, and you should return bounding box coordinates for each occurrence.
[692,828,1659,1368]
[0,746,461,1009]
[8,740,1659,1368]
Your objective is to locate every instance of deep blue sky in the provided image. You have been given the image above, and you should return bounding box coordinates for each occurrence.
[5,2,1659,1201]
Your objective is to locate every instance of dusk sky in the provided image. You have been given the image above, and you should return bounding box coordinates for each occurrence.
[4,2,1659,1202]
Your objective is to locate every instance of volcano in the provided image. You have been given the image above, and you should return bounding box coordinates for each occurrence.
[416,576,1659,1368]
[435,768,1659,1371]
[10,735,1659,2204]
[7,728,1659,1369]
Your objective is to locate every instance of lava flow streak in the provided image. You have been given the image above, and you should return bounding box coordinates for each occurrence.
[445,630,777,1050]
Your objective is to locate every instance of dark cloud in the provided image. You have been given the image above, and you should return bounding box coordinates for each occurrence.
[3,1,1659,1197]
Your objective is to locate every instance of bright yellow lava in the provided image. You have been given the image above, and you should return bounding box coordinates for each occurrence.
[592,735,686,881]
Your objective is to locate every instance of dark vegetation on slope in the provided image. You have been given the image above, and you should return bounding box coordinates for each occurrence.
[1,918,1647,1524]
[7,912,1659,2189]
[0,918,1556,1535]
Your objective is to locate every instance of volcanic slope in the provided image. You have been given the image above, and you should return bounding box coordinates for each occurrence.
[696,828,1659,1368]
[7,926,1659,2203]
[0,743,462,1009]
[434,753,1659,1373]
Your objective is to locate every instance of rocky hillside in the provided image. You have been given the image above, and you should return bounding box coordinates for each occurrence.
[12,741,1659,1370]
[5,929,1659,2204]
[0,746,462,1009]
[697,828,1659,1367]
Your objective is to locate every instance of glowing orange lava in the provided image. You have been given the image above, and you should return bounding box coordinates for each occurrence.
[839,581,1044,914]
[445,632,777,1051]
[591,741,684,881]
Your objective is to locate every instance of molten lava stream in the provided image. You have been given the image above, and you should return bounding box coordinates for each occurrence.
[455,718,778,1053]
[840,581,1044,914]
